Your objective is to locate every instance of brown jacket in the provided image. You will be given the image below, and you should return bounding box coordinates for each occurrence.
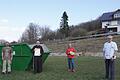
[2,47,13,60]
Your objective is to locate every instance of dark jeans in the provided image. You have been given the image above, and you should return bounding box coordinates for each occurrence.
[34,56,42,73]
[68,58,75,70]
[105,59,115,80]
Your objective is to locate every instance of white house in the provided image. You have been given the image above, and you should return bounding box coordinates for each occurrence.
[100,9,120,32]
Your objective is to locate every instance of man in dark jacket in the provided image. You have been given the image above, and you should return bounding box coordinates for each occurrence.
[32,41,44,73]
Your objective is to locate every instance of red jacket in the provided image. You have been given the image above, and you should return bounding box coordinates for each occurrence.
[66,47,76,58]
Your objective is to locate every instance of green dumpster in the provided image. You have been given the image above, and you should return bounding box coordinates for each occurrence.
[0,44,32,70]
[0,43,50,71]
[0,45,3,66]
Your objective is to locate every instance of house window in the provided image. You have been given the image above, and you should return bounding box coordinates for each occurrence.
[114,13,120,18]
[108,27,117,32]
[118,21,120,25]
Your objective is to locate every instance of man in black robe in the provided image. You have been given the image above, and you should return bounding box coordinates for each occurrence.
[32,41,44,73]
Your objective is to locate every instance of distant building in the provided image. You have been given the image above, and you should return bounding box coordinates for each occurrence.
[100,9,120,32]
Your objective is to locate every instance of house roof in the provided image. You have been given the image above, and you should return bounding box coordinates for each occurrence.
[99,9,120,21]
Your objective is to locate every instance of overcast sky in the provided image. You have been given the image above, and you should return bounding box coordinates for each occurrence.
[0,0,120,42]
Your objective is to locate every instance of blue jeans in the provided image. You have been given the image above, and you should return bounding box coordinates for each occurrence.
[68,58,75,70]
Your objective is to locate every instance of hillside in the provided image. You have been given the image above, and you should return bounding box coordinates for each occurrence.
[45,35,120,55]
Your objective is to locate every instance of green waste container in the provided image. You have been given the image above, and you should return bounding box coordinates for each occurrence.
[0,45,3,66]
[0,44,32,70]
[0,43,50,71]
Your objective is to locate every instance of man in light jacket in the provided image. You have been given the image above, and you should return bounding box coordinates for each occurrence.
[103,35,118,80]
[2,42,13,74]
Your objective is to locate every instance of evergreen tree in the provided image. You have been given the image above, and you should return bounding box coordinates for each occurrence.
[60,11,69,38]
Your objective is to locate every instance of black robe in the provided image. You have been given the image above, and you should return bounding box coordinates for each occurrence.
[32,45,44,73]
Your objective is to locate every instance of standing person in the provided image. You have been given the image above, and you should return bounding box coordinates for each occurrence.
[103,35,118,80]
[2,42,13,74]
[32,41,44,73]
[66,43,76,72]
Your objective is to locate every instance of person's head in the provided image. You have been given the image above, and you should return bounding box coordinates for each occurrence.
[36,41,40,45]
[107,35,113,42]
[68,43,72,48]
[5,42,10,47]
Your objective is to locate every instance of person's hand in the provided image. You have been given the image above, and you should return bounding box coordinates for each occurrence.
[9,60,12,64]
[75,53,78,56]
[74,53,79,58]
[2,58,4,61]
[11,58,13,61]
[113,56,116,59]
[111,56,116,61]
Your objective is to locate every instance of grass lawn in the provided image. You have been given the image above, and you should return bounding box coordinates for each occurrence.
[0,56,120,80]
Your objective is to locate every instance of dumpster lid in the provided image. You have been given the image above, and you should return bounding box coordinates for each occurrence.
[29,44,50,53]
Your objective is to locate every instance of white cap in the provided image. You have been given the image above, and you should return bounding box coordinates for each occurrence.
[107,35,113,39]
[36,41,40,44]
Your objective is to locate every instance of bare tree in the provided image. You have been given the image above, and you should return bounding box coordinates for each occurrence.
[38,26,53,40]
[27,23,38,43]
[20,24,55,43]
[20,23,39,44]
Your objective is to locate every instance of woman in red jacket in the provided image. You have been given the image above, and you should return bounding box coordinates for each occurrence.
[66,43,76,72]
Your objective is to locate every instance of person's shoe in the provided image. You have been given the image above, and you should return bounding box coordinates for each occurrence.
[72,69,75,72]
[105,77,108,79]
[105,75,109,79]
[68,69,71,72]
[2,72,6,74]
[34,71,37,74]
[7,72,11,74]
